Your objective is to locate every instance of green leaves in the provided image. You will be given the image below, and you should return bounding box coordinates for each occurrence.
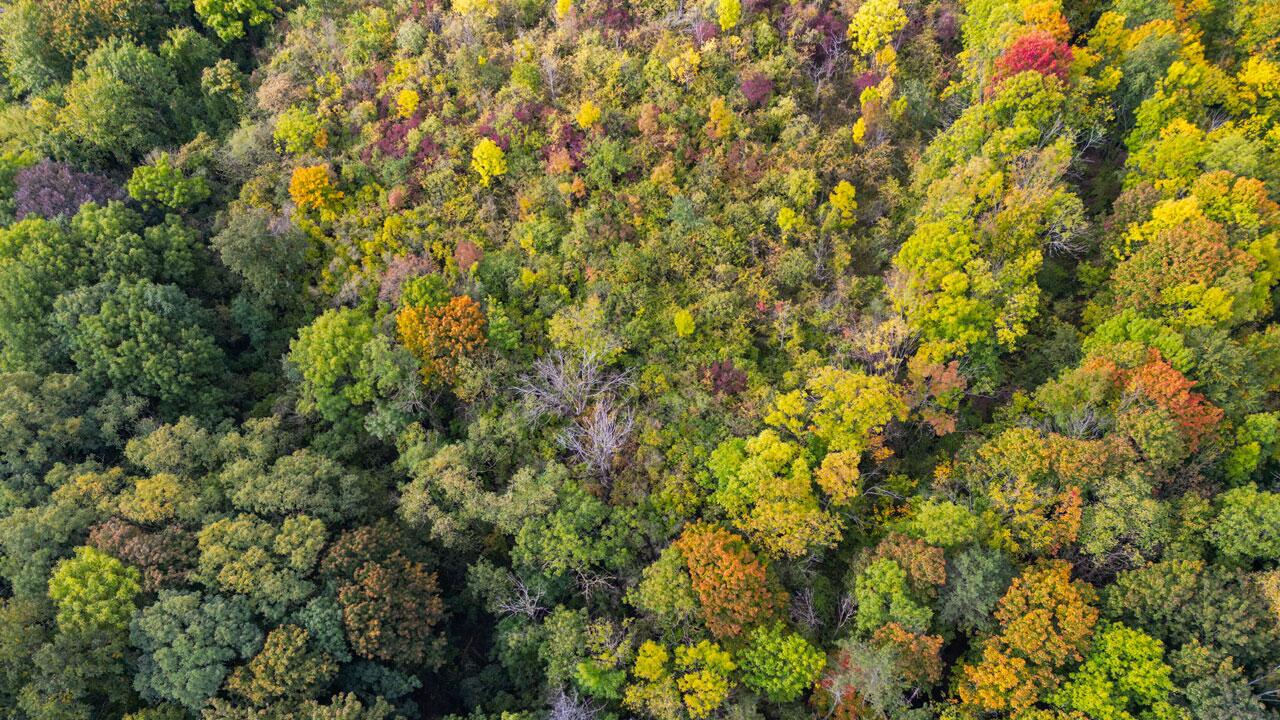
[735,623,824,703]
[48,546,141,634]
[1050,624,1178,720]
[127,152,211,210]
[288,308,377,424]
[53,278,225,418]
[194,0,278,42]
[131,590,262,710]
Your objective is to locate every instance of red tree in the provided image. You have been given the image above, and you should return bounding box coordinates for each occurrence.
[993,31,1073,87]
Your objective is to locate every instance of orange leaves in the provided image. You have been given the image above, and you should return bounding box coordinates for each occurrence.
[871,623,943,686]
[959,561,1098,714]
[1085,349,1225,453]
[396,295,487,385]
[1126,350,1224,451]
[870,533,946,592]
[674,523,785,640]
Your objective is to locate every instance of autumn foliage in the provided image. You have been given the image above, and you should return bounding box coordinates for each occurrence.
[396,295,487,384]
[992,31,1073,87]
[674,523,785,639]
[959,561,1098,713]
[288,165,343,212]
[1125,350,1225,451]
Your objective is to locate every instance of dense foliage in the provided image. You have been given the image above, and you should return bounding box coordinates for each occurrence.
[0,0,1278,717]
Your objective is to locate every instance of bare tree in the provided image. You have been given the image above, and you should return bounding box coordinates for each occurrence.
[541,54,562,99]
[559,401,635,485]
[516,351,636,487]
[515,350,631,420]
[548,687,601,720]
[834,593,856,634]
[496,572,547,620]
[791,587,823,634]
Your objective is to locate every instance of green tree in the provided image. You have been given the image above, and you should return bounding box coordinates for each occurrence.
[39,39,180,166]
[852,558,933,635]
[194,0,278,41]
[288,308,376,425]
[735,623,825,703]
[47,545,141,634]
[127,152,211,210]
[1208,484,1280,566]
[196,514,325,621]
[1102,560,1280,675]
[53,278,225,419]
[1049,624,1179,720]
[131,590,262,710]
[228,449,375,524]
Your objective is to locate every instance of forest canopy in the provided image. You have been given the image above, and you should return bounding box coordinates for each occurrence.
[0,0,1278,718]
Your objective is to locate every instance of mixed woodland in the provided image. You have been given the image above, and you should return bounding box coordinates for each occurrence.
[0,0,1279,717]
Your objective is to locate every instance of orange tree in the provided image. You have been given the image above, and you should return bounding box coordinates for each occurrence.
[673,523,785,640]
[958,560,1099,714]
[396,295,487,386]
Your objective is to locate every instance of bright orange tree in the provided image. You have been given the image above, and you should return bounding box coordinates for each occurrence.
[674,523,785,640]
[958,560,1098,714]
[1125,349,1224,452]
[396,295,487,385]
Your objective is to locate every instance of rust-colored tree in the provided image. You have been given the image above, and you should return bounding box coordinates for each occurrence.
[322,522,444,668]
[336,552,445,668]
[396,295,487,385]
[674,523,785,639]
[958,560,1098,714]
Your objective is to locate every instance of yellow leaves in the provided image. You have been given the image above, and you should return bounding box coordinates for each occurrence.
[847,0,907,55]
[634,641,669,682]
[453,0,497,17]
[626,639,736,720]
[471,138,507,187]
[716,0,741,31]
[289,165,343,214]
[554,0,571,18]
[815,450,862,505]
[673,641,735,719]
[387,59,416,88]
[765,393,807,437]
[576,99,602,129]
[766,366,907,456]
[119,473,194,525]
[874,45,897,70]
[1234,56,1280,113]
[668,49,701,84]
[1118,196,1203,259]
[829,181,858,222]
[852,117,867,145]
[705,97,734,139]
[715,433,830,556]
[1021,0,1071,40]
[395,88,420,119]
[1160,282,1235,328]
[775,206,800,237]
[672,307,695,338]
